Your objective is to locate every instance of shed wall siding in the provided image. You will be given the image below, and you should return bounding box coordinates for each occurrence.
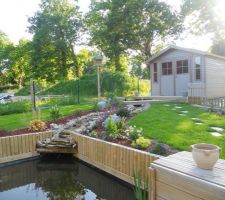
[154,49,192,62]
[205,56,225,98]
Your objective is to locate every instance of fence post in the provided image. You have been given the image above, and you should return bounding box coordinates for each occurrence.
[149,167,156,200]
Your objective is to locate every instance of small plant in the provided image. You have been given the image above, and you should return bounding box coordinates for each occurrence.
[125,125,143,140]
[89,130,97,137]
[92,102,100,111]
[49,105,61,121]
[29,119,47,131]
[132,136,151,149]
[116,107,130,117]
[133,173,148,200]
[105,116,118,135]
[117,117,126,130]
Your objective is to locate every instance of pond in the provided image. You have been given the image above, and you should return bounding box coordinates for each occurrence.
[0,155,135,200]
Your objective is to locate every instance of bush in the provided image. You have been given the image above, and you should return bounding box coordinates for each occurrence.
[0,101,31,115]
[117,117,126,130]
[38,72,150,97]
[0,85,18,92]
[49,105,61,121]
[131,136,151,149]
[116,107,130,117]
[104,116,118,135]
[29,119,47,131]
[125,125,143,140]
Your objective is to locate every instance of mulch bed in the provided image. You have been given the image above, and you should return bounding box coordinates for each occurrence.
[0,107,117,138]
[0,110,95,138]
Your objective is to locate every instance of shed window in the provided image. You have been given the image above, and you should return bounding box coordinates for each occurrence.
[195,57,201,80]
[176,60,188,74]
[162,62,172,75]
[153,63,158,82]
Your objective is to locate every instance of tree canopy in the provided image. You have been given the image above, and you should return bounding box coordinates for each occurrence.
[28,0,82,82]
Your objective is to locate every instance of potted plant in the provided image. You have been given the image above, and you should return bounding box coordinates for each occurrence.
[191,143,221,170]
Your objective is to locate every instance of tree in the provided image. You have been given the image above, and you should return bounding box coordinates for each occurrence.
[86,0,141,72]
[28,0,82,82]
[10,40,32,88]
[0,31,15,86]
[86,0,182,67]
[210,36,225,57]
[181,0,225,35]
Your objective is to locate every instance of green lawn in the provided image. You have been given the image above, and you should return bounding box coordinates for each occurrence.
[129,102,225,158]
[0,103,93,131]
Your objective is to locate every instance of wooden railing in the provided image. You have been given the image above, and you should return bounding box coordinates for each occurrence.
[70,131,160,186]
[0,131,52,164]
[188,96,225,110]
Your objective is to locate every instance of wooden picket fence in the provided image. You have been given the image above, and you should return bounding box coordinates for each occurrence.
[0,131,52,164]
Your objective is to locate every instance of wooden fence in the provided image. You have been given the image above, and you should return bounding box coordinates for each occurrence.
[0,131,52,164]
[70,131,160,186]
[188,96,225,110]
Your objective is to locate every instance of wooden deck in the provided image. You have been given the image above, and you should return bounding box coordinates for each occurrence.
[151,151,225,200]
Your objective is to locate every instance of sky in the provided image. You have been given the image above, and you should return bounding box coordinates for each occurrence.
[0,0,212,51]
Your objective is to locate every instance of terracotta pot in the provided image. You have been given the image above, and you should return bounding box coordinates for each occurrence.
[191,143,221,170]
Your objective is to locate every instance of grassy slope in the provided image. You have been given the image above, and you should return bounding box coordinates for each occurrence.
[129,102,225,158]
[0,103,93,131]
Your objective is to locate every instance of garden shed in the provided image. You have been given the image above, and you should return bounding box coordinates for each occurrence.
[148,45,225,98]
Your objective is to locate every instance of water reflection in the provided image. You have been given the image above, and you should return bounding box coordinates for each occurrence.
[0,155,135,200]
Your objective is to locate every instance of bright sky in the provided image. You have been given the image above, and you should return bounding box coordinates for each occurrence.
[0,0,217,51]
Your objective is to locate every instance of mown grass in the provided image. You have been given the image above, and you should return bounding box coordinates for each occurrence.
[129,102,225,158]
[0,103,93,131]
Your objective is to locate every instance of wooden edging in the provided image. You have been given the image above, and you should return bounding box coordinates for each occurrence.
[68,131,161,186]
[0,131,52,165]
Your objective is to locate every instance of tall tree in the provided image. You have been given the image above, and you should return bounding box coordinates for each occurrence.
[28,0,82,82]
[181,0,225,35]
[10,40,32,88]
[0,31,14,86]
[210,35,225,57]
[86,0,182,67]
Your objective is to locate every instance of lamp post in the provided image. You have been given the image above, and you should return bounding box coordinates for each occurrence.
[94,55,103,98]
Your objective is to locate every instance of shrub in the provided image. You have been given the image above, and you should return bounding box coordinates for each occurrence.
[117,107,130,117]
[131,136,151,149]
[125,126,143,140]
[104,116,118,135]
[117,117,126,130]
[0,100,31,115]
[49,105,61,121]
[29,119,47,131]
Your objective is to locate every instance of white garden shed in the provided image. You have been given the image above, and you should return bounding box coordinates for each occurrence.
[147,45,225,98]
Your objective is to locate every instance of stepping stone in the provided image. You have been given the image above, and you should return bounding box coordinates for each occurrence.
[163,104,170,107]
[211,127,224,132]
[192,118,200,121]
[195,122,203,125]
[172,108,176,111]
[181,111,189,113]
[179,114,186,116]
[175,106,182,109]
[210,132,222,137]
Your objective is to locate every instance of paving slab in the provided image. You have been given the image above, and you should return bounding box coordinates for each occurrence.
[211,127,224,132]
[181,111,189,113]
[210,132,222,137]
[195,122,203,125]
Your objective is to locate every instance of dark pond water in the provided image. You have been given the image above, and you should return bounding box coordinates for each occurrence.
[0,155,135,200]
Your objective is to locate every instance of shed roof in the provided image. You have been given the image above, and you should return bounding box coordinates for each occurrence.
[147,45,225,63]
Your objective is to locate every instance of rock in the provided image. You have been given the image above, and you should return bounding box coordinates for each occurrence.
[97,101,107,110]
[150,141,175,156]
[50,123,62,130]
[102,114,121,126]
